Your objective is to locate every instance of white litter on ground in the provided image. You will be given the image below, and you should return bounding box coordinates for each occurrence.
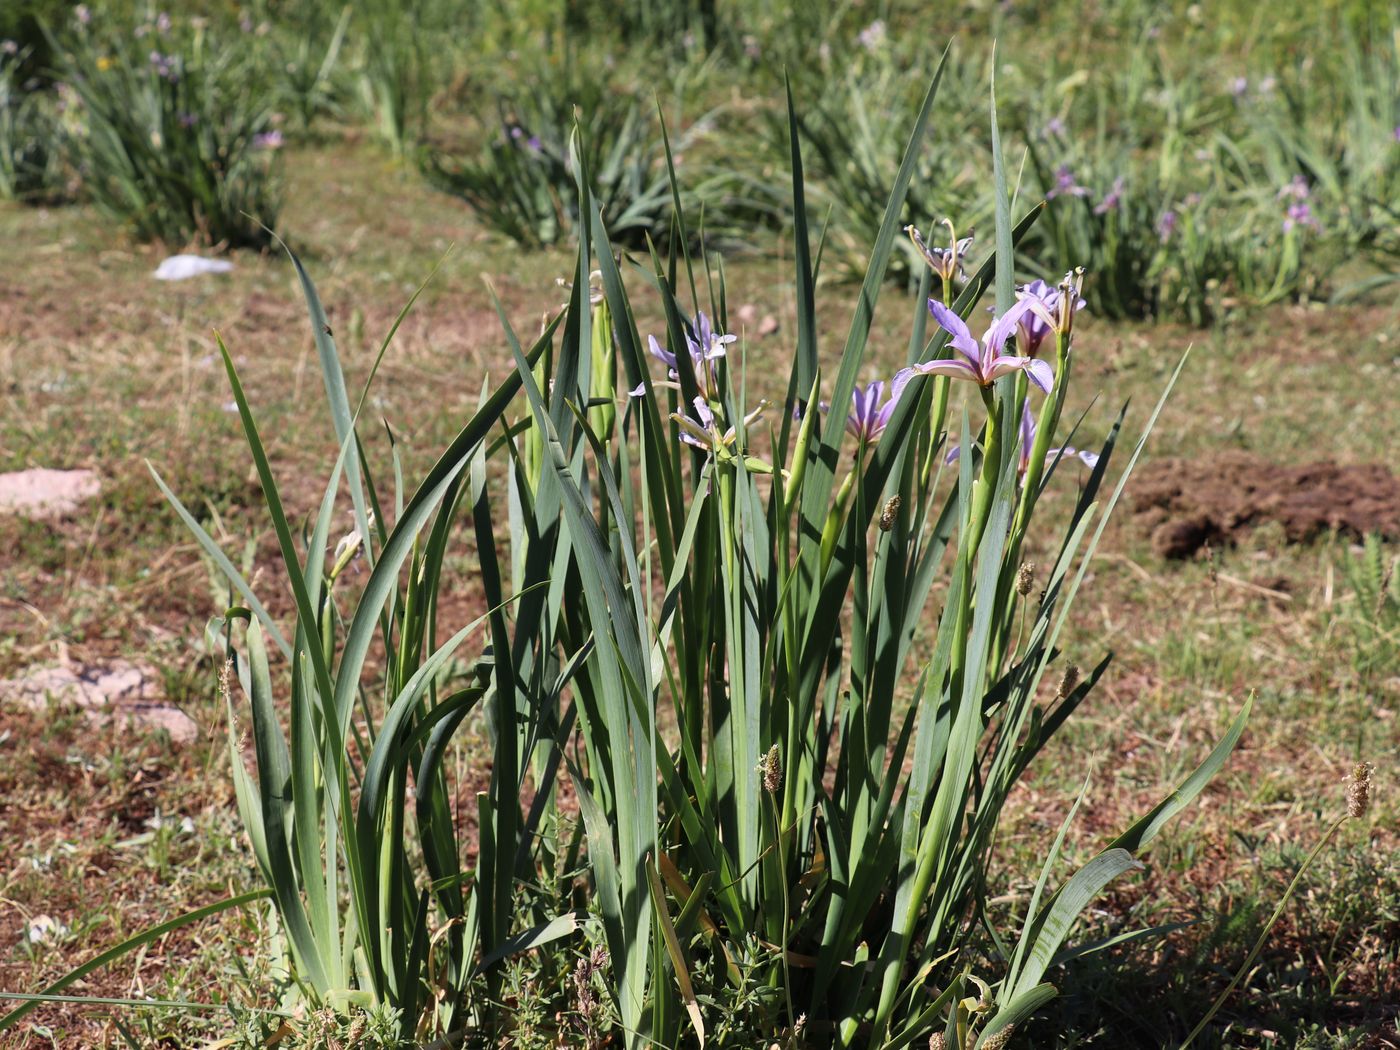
[153,254,235,281]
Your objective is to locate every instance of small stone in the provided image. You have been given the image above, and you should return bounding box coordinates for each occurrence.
[0,661,198,744]
[758,314,779,336]
[0,468,100,519]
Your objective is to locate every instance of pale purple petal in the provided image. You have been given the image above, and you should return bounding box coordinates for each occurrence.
[909,358,982,384]
[927,299,980,364]
[1025,358,1055,393]
[981,299,1034,356]
[648,334,677,370]
[891,367,917,400]
[945,445,961,465]
[628,382,647,398]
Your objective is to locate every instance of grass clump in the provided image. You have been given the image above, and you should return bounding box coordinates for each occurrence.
[48,6,283,248]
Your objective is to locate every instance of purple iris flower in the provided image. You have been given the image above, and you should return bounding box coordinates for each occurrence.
[946,402,1099,474]
[1015,275,1086,357]
[1231,76,1249,98]
[1156,209,1178,242]
[901,299,1054,394]
[253,129,284,150]
[1046,165,1090,200]
[1043,117,1066,138]
[821,377,910,445]
[646,310,734,397]
[1093,176,1125,215]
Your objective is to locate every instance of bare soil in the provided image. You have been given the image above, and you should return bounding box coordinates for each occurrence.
[1131,451,1400,558]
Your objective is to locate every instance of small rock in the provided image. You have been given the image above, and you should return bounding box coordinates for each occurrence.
[758,314,779,337]
[0,468,100,519]
[0,661,199,744]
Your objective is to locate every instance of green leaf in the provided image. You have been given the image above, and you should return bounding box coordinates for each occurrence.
[0,891,272,1032]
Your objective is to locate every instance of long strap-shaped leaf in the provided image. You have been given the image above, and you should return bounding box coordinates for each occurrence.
[795,48,950,612]
[0,890,273,1032]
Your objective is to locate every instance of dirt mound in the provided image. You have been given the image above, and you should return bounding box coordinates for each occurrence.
[1132,452,1400,559]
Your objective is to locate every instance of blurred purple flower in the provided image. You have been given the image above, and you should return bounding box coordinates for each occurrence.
[1,40,17,56]
[1277,174,1310,201]
[1283,201,1319,232]
[526,135,542,152]
[857,20,886,51]
[178,111,197,128]
[1046,165,1090,200]
[253,129,284,150]
[1043,117,1066,138]
[156,12,172,32]
[902,299,1054,393]
[1230,76,1249,98]
[1156,210,1178,242]
[1093,175,1125,215]
[76,4,92,25]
